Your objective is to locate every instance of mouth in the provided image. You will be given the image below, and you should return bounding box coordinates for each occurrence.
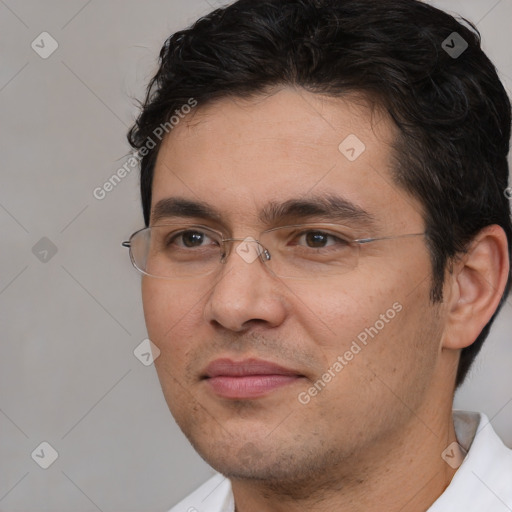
[201,358,305,399]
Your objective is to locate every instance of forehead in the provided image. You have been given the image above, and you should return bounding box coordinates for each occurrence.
[151,87,425,232]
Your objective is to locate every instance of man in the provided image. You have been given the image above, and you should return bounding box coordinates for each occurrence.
[122,0,512,510]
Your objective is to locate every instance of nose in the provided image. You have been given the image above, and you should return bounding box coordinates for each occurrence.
[203,238,287,332]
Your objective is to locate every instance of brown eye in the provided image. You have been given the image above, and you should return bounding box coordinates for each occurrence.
[294,230,349,249]
[165,229,216,249]
[180,231,206,247]
[304,231,330,248]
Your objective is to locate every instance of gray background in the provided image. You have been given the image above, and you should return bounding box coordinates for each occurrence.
[0,0,511,510]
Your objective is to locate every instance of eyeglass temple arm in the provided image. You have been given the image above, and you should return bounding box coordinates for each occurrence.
[355,232,426,244]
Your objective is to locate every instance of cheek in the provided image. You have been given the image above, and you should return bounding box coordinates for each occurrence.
[285,276,396,353]
[141,279,208,384]
[141,278,166,340]
[142,280,200,413]
[297,263,437,373]
[141,279,192,348]
[356,284,442,397]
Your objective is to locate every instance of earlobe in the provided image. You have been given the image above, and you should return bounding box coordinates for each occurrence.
[442,225,510,350]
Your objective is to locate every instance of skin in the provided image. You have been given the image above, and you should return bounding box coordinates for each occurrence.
[141,87,509,511]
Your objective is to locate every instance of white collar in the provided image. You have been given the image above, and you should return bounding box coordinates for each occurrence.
[428,409,512,511]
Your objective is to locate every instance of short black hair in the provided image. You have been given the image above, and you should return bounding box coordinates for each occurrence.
[127,0,512,388]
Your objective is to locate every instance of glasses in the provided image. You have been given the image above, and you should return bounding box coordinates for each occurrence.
[122,223,426,280]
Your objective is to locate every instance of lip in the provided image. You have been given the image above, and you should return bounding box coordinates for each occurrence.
[202,358,304,399]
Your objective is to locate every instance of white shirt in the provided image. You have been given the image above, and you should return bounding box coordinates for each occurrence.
[168,410,512,511]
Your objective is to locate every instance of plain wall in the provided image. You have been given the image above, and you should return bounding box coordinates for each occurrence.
[0,0,510,510]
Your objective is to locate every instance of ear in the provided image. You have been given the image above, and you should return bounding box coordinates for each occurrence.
[442,225,510,350]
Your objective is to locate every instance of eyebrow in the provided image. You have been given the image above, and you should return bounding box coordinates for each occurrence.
[150,194,376,229]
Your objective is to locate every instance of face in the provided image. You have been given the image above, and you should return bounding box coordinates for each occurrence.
[142,87,446,488]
